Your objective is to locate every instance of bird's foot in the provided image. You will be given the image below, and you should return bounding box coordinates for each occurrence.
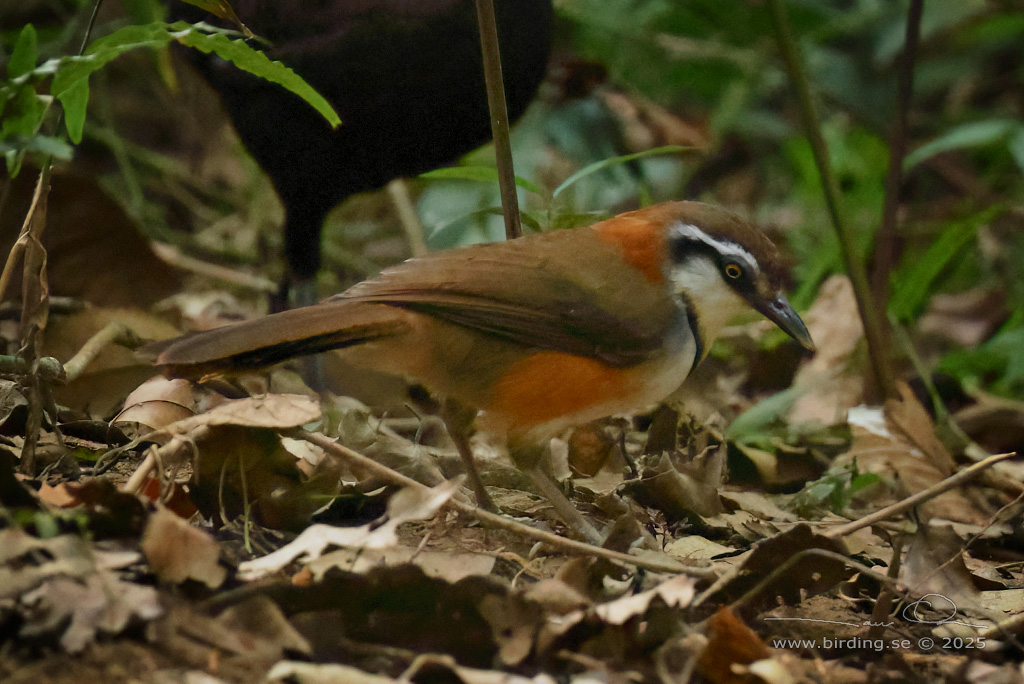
[522,466,603,545]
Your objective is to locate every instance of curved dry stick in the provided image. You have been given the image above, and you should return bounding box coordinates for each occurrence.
[296,429,717,577]
[825,451,1017,539]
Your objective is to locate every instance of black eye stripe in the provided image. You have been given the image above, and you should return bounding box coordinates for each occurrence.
[668,227,759,277]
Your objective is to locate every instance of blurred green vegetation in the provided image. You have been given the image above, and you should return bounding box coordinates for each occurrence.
[1,0,1023,399]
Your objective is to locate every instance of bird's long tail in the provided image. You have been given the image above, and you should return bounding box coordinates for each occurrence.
[143,300,408,380]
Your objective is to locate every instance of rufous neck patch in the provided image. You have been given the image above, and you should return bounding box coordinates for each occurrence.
[592,218,666,283]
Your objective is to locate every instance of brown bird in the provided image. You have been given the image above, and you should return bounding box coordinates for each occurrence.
[151,201,814,542]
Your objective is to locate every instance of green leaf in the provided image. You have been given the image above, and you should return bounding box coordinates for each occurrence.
[176,0,254,37]
[427,207,505,249]
[1008,129,1024,174]
[552,145,687,198]
[49,22,339,128]
[419,165,543,194]
[9,24,39,79]
[904,119,1020,170]
[889,206,1001,320]
[50,23,175,98]
[848,472,882,495]
[173,23,339,126]
[58,78,89,144]
[1,85,48,175]
[724,382,809,442]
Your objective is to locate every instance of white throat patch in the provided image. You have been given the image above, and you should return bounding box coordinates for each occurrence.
[666,222,758,352]
[667,257,748,351]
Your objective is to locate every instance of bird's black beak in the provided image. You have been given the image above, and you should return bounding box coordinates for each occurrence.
[757,294,815,352]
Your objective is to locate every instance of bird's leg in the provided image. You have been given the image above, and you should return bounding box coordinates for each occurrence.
[440,398,497,512]
[509,440,603,545]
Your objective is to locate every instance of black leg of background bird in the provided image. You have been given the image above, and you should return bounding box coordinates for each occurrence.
[168,0,553,312]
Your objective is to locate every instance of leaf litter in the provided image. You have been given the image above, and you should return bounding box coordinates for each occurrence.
[3,241,1023,684]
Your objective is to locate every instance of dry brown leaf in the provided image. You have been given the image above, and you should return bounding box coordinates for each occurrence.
[885,383,957,476]
[918,287,1006,347]
[900,522,980,607]
[215,596,312,658]
[697,607,772,684]
[594,574,697,624]
[789,275,866,425]
[189,425,325,530]
[237,480,459,580]
[843,394,988,525]
[142,506,227,588]
[21,573,162,653]
[37,482,78,508]
[719,491,799,522]
[664,535,734,562]
[169,393,321,434]
[477,593,542,666]
[0,528,162,652]
[113,376,198,434]
[625,448,726,520]
[0,169,182,308]
[712,524,849,613]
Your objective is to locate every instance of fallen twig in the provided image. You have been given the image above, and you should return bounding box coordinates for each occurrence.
[295,429,716,577]
[63,321,142,383]
[150,242,278,293]
[825,451,1018,539]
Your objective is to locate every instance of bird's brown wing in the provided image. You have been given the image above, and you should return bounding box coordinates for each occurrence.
[336,226,681,367]
[151,225,680,377]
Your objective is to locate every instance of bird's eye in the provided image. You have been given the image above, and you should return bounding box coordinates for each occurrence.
[724,263,743,279]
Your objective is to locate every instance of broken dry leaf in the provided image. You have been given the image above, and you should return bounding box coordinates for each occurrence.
[0,528,162,652]
[789,275,865,425]
[843,396,988,525]
[697,607,772,684]
[625,448,726,520]
[237,480,459,580]
[594,574,698,624]
[142,506,227,588]
[114,376,198,434]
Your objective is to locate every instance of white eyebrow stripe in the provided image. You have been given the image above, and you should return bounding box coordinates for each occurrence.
[669,222,759,273]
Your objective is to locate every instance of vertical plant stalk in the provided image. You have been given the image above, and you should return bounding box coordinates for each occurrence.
[6,0,106,474]
[767,0,896,400]
[475,0,522,240]
[872,0,923,308]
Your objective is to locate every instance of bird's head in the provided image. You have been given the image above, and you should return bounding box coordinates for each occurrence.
[654,202,814,356]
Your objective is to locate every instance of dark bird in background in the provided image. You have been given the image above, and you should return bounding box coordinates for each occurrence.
[168,0,554,307]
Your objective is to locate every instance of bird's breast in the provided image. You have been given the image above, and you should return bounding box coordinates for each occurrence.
[477,318,698,442]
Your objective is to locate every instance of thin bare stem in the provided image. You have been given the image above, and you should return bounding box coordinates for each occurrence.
[766,0,896,400]
[825,451,1017,539]
[474,0,522,240]
[872,0,923,307]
